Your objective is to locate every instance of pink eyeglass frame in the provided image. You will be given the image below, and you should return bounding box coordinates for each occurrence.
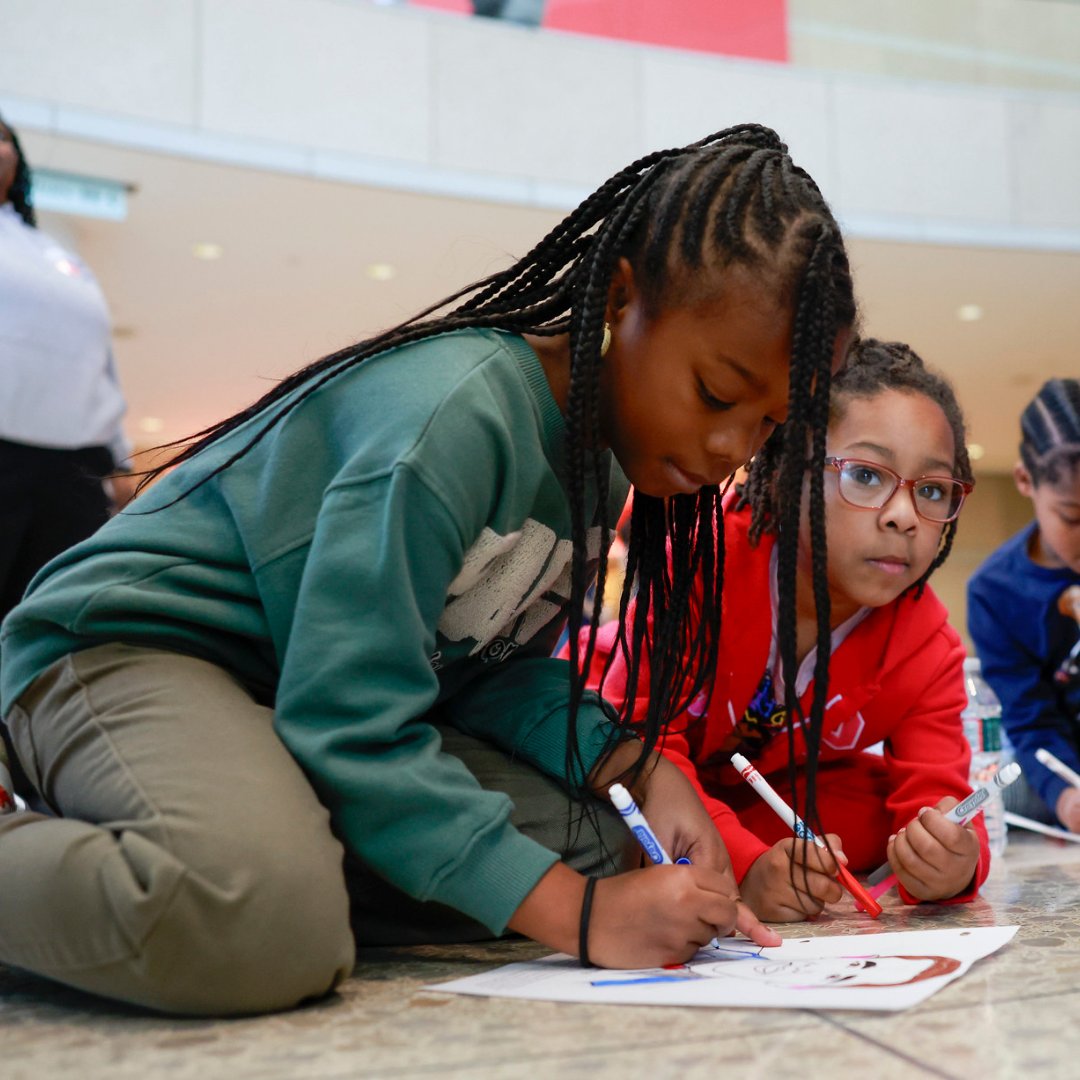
[823,456,974,523]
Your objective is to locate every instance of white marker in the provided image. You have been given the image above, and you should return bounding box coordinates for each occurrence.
[729,753,816,842]
[730,752,882,917]
[866,761,1022,894]
[608,782,672,864]
[1004,811,1080,843]
[946,761,1022,826]
[1035,748,1080,791]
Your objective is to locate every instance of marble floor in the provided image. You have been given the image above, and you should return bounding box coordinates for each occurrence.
[3,830,1079,1080]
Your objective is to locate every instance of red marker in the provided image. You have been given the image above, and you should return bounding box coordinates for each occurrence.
[0,761,16,815]
[730,753,882,918]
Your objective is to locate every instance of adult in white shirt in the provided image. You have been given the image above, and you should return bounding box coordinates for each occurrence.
[0,114,134,625]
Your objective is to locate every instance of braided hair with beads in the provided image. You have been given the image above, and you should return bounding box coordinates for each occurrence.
[141,124,857,803]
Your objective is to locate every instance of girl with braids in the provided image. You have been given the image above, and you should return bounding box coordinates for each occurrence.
[968,378,1080,831]
[585,340,989,920]
[0,124,853,1016]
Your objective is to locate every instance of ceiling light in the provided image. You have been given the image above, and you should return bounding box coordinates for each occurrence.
[192,242,224,261]
[968,443,985,461]
[956,304,983,322]
[366,263,396,282]
[138,416,165,434]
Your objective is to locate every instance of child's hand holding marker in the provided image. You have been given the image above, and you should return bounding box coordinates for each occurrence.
[603,763,780,967]
[867,762,1021,902]
[583,858,778,970]
[740,834,849,922]
[885,796,983,902]
[729,753,883,918]
[513,749,780,971]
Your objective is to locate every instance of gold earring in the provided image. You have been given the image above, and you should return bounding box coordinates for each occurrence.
[600,323,612,357]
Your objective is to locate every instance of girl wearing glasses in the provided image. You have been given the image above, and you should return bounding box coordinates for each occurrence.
[583,339,988,921]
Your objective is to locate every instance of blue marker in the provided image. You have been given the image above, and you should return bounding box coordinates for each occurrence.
[608,782,672,864]
[609,783,727,949]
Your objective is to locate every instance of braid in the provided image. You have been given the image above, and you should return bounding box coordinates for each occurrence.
[768,224,840,849]
[1020,378,1080,488]
[564,180,659,775]
[604,151,855,801]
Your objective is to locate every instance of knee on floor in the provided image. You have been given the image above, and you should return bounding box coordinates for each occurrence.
[118,832,356,1016]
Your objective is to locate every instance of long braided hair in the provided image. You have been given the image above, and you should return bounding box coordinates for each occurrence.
[141,124,856,797]
[739,338,971,834]
[0,114,37,227]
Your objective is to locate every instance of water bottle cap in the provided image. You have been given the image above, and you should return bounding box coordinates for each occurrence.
[963,656,982,674]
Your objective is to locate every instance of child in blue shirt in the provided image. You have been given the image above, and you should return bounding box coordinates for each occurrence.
[968,378,1080,829]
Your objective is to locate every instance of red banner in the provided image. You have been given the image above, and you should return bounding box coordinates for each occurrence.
[408,1,789,62]
[544,1,787,62]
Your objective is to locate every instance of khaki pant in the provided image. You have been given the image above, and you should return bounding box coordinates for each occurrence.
[0,644,634,1016]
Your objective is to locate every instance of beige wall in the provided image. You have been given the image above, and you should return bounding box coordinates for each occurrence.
[933,472,1032,650]
[791,0,1080,94]
[2,0,1079,249]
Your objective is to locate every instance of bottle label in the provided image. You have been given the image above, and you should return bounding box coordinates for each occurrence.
[963,714,1002,753]
[980,716,1002,753]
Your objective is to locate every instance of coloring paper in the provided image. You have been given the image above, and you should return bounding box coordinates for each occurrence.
[428,926,1017,1011]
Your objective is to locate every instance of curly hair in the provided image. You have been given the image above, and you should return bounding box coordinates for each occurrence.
[740,337,972,593]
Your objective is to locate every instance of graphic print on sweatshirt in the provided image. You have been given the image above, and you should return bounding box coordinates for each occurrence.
[436,520,603,663]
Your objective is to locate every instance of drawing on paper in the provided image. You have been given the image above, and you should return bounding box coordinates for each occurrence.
[428,926,1016,1012]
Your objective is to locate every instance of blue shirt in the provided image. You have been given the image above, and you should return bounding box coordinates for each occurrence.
[967,523,1080,814]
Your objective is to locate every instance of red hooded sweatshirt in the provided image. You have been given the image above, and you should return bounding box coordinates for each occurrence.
[581,501,990,905]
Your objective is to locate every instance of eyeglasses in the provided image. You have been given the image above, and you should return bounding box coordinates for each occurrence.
[824,457,972,523]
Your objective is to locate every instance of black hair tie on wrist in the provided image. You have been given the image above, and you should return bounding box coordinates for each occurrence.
[579,876,598,968]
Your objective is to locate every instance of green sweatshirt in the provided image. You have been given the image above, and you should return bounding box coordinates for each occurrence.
[0,329,629,932]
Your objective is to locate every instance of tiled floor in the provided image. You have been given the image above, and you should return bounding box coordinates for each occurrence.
[3,830,1079,1079]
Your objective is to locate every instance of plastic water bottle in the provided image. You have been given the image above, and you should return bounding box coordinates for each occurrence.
[962,656,1007,857]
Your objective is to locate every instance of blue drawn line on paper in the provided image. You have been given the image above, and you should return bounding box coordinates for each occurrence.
[590,975,688,987]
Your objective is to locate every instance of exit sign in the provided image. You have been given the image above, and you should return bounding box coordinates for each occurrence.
[32,168,129,221]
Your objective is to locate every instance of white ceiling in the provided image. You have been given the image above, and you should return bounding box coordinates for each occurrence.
[23,129,1080,475]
